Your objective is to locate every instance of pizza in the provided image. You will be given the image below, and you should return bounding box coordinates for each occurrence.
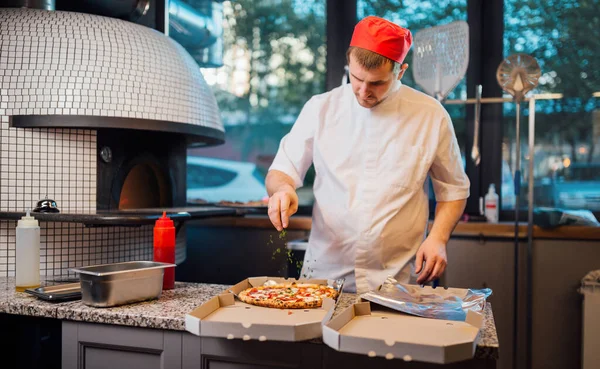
[237,283,339,309]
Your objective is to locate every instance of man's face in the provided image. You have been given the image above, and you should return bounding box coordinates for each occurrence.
[348,53,397,109]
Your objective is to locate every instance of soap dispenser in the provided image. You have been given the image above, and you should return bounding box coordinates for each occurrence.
[16,210,41,291]
[484,184,499,224]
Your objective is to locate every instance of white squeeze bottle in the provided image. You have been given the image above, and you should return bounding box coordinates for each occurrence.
[16,210,40,291]
[484,184,499,223]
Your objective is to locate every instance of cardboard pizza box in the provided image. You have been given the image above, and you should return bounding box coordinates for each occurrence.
[185,277,341,342]
[322,300,484,364]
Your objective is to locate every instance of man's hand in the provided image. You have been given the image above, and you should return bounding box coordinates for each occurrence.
[267,184,298,231]
[415,199,466,284]
[414,237,447,285]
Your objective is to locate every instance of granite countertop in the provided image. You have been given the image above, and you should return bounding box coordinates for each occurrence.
[0,277,498,360]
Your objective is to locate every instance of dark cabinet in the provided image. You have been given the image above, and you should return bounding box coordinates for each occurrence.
[194,336,322,369]
[62,321,182,369]
[0,313,62,369]
[444,238,517,369]
[63,322,322,369]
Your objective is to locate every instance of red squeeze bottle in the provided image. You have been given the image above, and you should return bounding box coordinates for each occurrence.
[154,212,175,290]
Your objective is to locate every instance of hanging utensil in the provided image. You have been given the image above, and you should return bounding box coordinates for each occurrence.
[496,54,541,103]
[471,85,482,166]
[496,53,540,369]
[412,21,469,101]
[496,53,540,223]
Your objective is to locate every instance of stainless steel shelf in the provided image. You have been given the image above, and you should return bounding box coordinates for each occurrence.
[0,206,241,226]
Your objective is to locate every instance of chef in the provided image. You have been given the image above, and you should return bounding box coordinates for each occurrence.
[266,16,470,293]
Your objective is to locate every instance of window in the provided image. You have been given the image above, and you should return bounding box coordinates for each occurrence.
[187,157,267,202]
[503,0,600,214]
[186,0,326,205]
[187,161,237,188]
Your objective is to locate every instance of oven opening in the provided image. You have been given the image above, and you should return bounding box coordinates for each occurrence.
[118,163,172,210]
[97,129,186,211]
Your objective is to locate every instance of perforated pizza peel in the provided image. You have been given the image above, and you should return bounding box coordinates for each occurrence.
[495,53,541,222]
[412,21,469,101]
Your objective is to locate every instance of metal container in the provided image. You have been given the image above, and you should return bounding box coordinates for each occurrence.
[25,282,81,302]
[70,261,175,308]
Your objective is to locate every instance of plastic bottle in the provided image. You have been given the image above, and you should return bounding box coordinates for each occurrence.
[154,212,175,290]
[16,210,40,291]
[484,184,499,223]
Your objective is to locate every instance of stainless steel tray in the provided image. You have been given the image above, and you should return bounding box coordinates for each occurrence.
[70,261,175,308]
[25,283,82,302]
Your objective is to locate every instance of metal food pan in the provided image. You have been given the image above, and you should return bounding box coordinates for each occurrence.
[70,261,175,308]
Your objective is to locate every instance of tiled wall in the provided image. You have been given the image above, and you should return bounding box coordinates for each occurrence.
[0,111,156,278]
[0,221,153,278]
[0,115,120,277]
[0,116,96,214]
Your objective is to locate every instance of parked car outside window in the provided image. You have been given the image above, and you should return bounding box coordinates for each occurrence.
[552,163,600,211]
[187,156,267,203]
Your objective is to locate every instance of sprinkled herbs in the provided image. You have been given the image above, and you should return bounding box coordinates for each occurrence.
[269,229,303,276]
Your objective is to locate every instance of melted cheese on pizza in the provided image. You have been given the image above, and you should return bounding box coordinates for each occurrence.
[246,285,335,304]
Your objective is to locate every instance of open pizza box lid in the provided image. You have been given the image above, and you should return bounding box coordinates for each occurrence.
[322,299,484,364]
[185,277,341,342]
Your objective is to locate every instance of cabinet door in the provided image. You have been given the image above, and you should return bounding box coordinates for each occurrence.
[191,336,322,369]
[444,238,518,369]
[62,321,182,369]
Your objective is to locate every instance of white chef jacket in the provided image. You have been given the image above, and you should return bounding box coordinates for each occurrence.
[269,81,470,293]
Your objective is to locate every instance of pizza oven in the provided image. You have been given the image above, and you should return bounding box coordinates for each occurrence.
[0,1,226,275]
[1,4,225,214]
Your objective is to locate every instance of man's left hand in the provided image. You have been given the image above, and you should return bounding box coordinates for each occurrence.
[414,237,447,285]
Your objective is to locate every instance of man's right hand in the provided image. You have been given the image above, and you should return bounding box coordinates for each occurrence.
[267,185,299,231]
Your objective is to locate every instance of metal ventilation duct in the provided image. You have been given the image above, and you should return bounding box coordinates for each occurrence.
[170,0,223,68]
[53,0,225,67]
[2,0,54,10]
[0,7,224,146]
[55,0,149,22]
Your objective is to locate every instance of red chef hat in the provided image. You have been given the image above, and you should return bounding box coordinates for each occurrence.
[349,16,412,64]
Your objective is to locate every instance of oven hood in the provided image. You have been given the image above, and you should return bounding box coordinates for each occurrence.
[0,7,225,146]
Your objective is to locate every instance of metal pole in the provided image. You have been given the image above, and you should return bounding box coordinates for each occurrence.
[513,101,521,369]
[526,97,536,369]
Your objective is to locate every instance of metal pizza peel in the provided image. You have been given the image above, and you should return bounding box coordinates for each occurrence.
[496,53,541,221]
[412,21,470,101]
